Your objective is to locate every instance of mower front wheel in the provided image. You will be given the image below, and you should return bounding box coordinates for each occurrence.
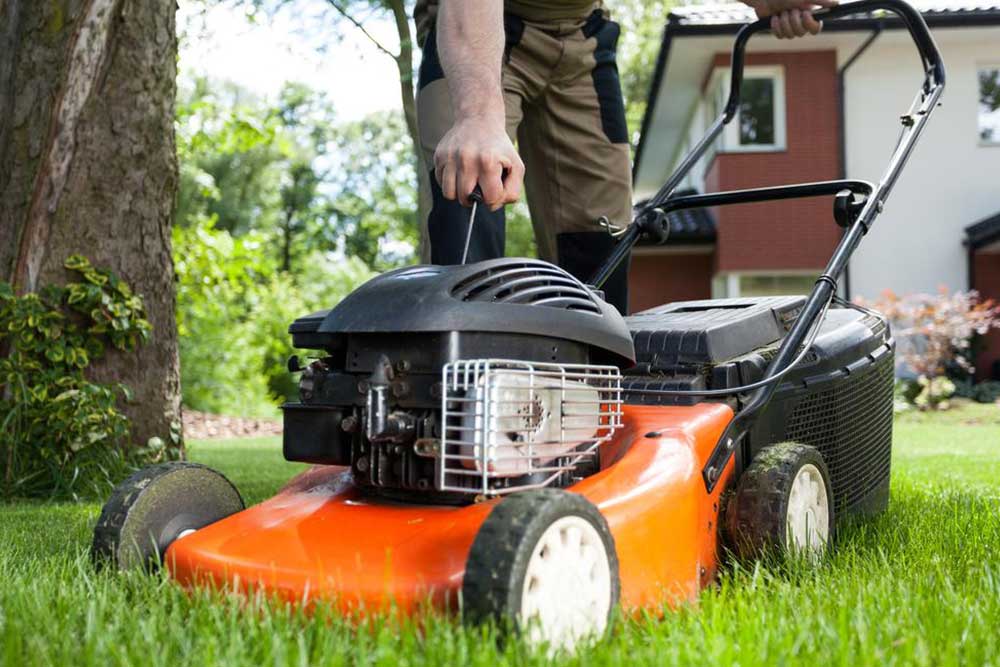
[724,442,834,560]
[91,462,245,571]
[462,489,619,652]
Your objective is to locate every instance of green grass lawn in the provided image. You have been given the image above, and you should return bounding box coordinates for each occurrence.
[2,403,999,666]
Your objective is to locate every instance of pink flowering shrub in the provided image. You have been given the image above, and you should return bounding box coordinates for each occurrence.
[858,289,1000,408]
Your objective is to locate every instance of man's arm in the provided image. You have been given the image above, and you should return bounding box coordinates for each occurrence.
[432,0,834,212]
[434,0,524,210]
[744,0,839,38]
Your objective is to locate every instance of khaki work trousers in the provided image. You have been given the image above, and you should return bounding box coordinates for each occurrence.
[416,8,633,312]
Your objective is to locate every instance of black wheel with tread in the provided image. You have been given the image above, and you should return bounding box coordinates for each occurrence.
[91,462,244,571]
[462,488,619,652]
[724,442,834,560]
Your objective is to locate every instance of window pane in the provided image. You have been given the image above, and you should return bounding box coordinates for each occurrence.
[739,78,776,145]
[740,274,814,297]
[980,67,1000,143]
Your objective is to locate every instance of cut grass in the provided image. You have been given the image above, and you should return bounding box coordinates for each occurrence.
[1,404,998,666]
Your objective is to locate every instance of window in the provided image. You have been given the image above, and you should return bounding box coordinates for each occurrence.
[739,274,816,297]
[713,273,816,298]
[979,66,1000,145]
[706,66,787,152]
[739,78,777,145]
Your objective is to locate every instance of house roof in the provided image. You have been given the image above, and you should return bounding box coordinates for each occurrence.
[965,210,1000,250]
[667,1,1000,28]
[633,0,1000,196]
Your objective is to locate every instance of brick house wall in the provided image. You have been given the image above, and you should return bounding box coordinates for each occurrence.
[627,50,842,313]
[629,251,713,313]
[707,51,842,274]
[973,249,1000,380]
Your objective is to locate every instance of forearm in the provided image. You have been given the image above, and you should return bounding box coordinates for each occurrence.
[436,0,505,127]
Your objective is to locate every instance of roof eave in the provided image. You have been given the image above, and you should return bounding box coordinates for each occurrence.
[965,213,1000,250]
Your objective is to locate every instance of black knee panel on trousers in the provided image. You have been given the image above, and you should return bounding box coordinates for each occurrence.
[556,231,629,315]
[427,170,505,265]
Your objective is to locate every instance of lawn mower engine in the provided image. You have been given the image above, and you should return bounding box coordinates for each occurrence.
[282,258,633,502]
[283,257,894,518]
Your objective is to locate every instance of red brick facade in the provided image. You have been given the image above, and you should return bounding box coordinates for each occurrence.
[708,50,842,273]
[973,250,1000,380]
[628,251,713,313]
[627,50,841,313]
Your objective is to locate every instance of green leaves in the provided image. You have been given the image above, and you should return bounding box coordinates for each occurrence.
[0,256,155,499]
[173,218,373,415]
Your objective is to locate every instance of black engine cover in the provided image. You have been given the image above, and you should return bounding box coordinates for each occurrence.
[289,258,636,367]
[282,258,635,498]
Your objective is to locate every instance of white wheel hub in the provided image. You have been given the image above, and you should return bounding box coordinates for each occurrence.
[520,515,612,652]
[785,463,830,554]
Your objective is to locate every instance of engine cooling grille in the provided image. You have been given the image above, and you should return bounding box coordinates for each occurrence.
[438,359,622,496]
[451,262,601,315]
[784,349,895,516]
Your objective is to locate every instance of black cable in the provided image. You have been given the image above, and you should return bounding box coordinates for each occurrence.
[623,294,834,398]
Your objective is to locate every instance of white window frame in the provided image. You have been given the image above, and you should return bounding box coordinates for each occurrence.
[977,62,1000,147]
[712,271,821,299]
[707,65,787,153]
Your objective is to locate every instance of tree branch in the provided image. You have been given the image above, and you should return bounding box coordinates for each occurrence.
[323,0,397,59]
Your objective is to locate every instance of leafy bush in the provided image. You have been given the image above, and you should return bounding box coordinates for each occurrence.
[174,218,373,417]
[953,378,1000,404]
[861,289,1000,410]
[861,289,1000,377]
[0,256,162,499]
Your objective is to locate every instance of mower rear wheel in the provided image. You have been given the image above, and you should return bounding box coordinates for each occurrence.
[91,462,244,571]
[462,489,619,652]
[724,442,833,560]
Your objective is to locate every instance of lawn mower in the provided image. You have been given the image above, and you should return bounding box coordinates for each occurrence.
[92,0,944,652]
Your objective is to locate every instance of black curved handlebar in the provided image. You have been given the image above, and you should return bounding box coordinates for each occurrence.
[588,0,948,492]
[629,0,947,220]
[724,0,945,122]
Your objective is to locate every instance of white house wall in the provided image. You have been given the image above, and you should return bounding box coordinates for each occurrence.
[845,27,1000,299]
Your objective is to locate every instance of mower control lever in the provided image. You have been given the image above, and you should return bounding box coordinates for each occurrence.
[461,186,484,265]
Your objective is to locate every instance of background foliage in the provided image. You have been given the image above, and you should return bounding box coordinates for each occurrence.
[862,289,1000,410]
[174,219,372,417]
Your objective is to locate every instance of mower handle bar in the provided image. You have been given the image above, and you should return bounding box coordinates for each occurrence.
[587,0,946,493]
[725,0,945,126]
[625,0,945,222]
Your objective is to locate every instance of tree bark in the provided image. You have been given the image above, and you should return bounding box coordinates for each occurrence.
[0,0,182,453]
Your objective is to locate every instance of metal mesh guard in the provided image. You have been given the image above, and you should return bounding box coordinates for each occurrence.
[439,359,623,496]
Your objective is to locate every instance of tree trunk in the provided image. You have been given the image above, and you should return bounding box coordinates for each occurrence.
[0,0,182,453]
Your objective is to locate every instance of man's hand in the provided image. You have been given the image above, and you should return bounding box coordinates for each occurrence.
[744,0,838,38]
[433,0,524,211]
[434,116,525,210]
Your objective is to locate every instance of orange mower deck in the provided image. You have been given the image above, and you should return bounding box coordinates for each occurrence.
[166,403,735,614]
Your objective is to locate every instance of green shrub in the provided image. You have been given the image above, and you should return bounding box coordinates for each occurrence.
[174,218,373,417]
[953,378,1000,404]
[0,256,161,499]
[174,219,276,416]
